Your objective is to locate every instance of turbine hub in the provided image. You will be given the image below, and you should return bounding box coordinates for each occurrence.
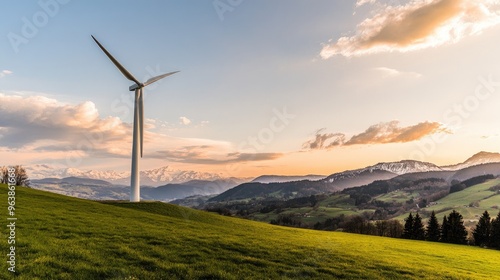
[129,83,144,91]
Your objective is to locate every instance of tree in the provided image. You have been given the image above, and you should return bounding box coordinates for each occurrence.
[446,210,468,244]
[342,216,376,235]
[473,211,491,247]
[441,216,449,243]
[491,211,500,249]
[387,220,403,238]
[0,166,7,184]
[413,213,426,240]
[426,211,440,242]
[0,165,30,187]
[375,220,403,238]
[402,213,414,239]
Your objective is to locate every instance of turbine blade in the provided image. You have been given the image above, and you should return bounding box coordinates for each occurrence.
[139,89,144,158]
[91,35,142,86]
[143,71,179,87]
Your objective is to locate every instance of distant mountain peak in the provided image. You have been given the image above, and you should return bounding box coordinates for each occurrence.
[442,151,500,171]
[465,151,500,162]
[252,174,326,184]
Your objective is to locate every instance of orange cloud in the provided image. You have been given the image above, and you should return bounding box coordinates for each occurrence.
[156,145,283,164]
[321,0,500,58]
[303,121,450,150]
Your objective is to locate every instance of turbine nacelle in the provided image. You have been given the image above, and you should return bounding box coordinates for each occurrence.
[129,83,144,91]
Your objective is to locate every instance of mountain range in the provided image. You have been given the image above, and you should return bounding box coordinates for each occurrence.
[26,165,228,186]
[28,151,500,202]
[207,151,500,202]
[321,151,500,191]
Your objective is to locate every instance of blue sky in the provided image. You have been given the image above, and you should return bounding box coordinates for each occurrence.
[2,0,500,177]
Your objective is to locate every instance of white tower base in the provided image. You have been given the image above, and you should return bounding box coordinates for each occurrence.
[130,89,141,202]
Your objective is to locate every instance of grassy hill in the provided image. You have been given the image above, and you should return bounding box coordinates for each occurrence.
[239,177,500,228]
[1,184,500,279]
[421,178,500,222]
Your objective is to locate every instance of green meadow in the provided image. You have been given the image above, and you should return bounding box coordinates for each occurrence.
[1,184,499,279]
[404,179,500,222]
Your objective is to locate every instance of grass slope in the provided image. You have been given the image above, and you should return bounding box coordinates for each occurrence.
[1,184,500,279]
[247,194,371,225]
[415,179,500,222]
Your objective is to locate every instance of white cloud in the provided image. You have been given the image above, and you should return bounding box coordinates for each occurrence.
[179,116,191,125]
[0,70,12,78]
[373,67,423,78]
[322,0,500,58]
[356,0,377,8]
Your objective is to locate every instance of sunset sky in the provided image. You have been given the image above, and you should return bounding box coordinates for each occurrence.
[2,0,500,177]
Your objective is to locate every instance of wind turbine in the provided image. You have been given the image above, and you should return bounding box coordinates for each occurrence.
[91,35,178,202]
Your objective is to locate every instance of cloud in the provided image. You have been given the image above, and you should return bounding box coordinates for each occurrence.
[356,0,377,8]
[0,93,283,167]
[0,93,131,155]
[302,128,346,150]
[0,70,12,78]
[481,133,499,139]
[179,116,191,125]
[346,120,450,145]
[322,0,500,58]
[303,120,450,150]
[374,67,422,78]
[155,145,283,164]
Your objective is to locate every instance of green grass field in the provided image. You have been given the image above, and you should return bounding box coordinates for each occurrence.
[1,183,500,279]
[248,194,368,225]
[423,179,500,222]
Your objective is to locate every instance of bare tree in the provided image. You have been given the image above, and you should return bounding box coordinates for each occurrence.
[0,166,7,184]
[0,166,30,187]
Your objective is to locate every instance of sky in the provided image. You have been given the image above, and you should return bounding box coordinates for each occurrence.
[1,0,500,178]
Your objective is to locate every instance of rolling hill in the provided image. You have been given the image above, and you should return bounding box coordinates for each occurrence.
[210,158,500,203]
[421,178,500,222]
[2,183,500,279]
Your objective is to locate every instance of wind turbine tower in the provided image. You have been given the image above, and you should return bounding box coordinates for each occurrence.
[92,35,178,202]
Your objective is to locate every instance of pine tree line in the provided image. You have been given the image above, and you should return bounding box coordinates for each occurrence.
[472,210,500,249]
[402,210,500,249]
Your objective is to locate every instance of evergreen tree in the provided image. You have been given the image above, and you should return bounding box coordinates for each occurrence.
[441,216,449,243]
[402,213,414,239]
[491,211,500,249]
[413,213,426,240]
[447,210,468,244]
[426,211,440,242]
[473,211,491,247]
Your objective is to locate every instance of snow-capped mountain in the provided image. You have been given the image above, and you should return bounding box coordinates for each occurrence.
[25,165,127,181]
[324,160,442,183]
[26,164,226,186]
[141,166,223,184]
[365,160,443,175]
[320,160,444,191]
[441,151,500,171]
